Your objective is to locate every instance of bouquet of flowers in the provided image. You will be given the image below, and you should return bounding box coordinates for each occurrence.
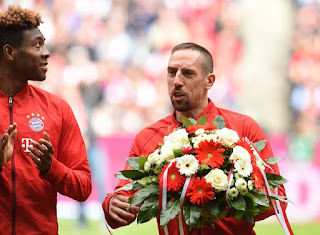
[115,115,290,232]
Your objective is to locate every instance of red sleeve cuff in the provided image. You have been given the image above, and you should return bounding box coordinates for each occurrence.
[102,193,122,229]
[40,157,65,183]
[102,189,135,229]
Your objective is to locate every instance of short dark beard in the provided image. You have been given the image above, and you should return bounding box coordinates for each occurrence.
[171,98,191,112]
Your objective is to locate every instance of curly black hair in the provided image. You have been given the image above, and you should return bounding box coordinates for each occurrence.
[0,5,43,57]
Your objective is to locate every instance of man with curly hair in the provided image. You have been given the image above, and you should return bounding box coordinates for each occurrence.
[0,6,92,235]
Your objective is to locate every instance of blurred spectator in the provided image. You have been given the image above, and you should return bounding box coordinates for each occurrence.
[288,1,320,162]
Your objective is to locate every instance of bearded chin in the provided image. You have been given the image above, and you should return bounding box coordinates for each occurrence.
[171,98,191,112]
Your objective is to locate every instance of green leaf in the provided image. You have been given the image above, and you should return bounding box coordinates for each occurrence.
[266,157,282,165]
[233,209,244,220]
[250,191,270,207]
[267,194,293,204]
[244,193,257,207]
[230,196,246,211]
[205,200,223,219]
[173,149,184,158]
[189,118,197,125]
[253,140,267,152]
[212,115,225,129]
[160,199,181,228]
[114,183,133,193]
[126,157,140,170]
[137,197,159,224]
[138,156,148,170]
[181,116,195,127]
[115,173,128,180]
[120,170,147,180]
[129,184,159,206]
[256,205,271,212]
[183,203,202,229]
[132,182,144,191]
[266,173,288,188]
[243,207,262,217]
[197,114,207,125]
[242,215,254,224]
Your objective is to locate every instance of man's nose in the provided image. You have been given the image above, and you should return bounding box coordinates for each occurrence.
[42,46,51,58]
[173,71,183,87]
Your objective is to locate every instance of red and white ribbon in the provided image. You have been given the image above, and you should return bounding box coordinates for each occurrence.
[245,137,294,235]
[161,160,192,235]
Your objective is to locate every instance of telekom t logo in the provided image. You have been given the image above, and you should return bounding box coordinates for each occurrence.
[22,138,33,152]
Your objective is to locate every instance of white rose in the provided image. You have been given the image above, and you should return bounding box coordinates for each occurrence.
[164,129,189,145]
[204,168,228,191]
[230,146,251,161]
[160,140,180,162]
[216,128,239,147]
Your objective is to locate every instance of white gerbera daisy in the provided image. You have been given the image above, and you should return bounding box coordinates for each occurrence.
[177,155,199,177]
[234,159,253,177]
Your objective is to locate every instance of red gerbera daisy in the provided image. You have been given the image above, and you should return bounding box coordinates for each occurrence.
[194,140,225,168]
[252,164,266,190]
[159,162,186,192]
[185,123,217,135]
[186,177,215,205]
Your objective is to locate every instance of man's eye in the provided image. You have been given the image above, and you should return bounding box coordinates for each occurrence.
[184,71,193,76]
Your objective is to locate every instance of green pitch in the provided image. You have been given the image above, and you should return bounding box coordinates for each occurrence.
[58,219,320,235]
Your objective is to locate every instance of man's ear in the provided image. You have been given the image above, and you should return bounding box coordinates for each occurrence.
[206,73,215,90]
[2,44,15,61]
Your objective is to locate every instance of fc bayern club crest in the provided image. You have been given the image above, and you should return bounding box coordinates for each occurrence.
[27,113,45,132]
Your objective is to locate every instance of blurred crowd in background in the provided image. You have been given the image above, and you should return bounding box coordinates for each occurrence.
[289,0,320,165]
[1,0,320,225]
